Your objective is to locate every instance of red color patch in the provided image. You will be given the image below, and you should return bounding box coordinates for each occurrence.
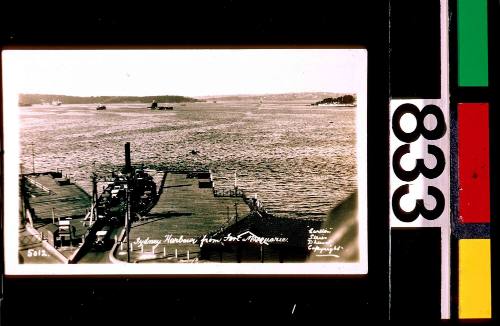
[458,103,490,223]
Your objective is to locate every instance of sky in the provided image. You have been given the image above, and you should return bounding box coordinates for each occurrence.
[2,49,366,97]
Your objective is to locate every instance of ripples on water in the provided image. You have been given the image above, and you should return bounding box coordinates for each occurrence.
[19,101,357,219]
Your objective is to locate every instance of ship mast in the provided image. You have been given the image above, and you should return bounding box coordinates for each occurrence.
[30,142,35,173]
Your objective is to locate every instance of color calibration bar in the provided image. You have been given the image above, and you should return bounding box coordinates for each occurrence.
[455,0,491,320]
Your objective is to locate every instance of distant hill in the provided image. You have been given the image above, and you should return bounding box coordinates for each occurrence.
[198,92,351,102]
[18,94,202,106]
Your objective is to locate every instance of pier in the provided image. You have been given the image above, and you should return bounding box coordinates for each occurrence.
[24,172,90,222]
[20,172,91,262]
[20,167,316,264]
[120,171,250,262]
[18,145,314,264]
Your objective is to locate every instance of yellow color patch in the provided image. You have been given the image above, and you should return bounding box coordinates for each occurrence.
[459,239,491,319]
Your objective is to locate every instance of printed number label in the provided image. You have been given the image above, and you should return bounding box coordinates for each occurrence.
[27,249,48,257]
[391,103,447,223]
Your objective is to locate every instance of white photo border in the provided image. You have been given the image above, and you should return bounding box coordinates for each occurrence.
[2,48,368,275]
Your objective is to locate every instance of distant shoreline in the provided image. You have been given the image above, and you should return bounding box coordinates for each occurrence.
[19,92,356,106]
[18,94,202,106]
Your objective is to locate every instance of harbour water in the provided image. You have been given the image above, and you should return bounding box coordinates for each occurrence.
[19,100,357,219]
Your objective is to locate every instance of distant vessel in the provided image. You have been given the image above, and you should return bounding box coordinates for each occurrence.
[317,103,356,107]
[51,100,62,106]
[96,104,106,110]
[157,106,173,111]
[148,100,173,110]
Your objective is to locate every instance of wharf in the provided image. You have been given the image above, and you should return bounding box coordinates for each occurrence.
[20,173,91,261]
[121,172,250,262]
[24,173,91,222]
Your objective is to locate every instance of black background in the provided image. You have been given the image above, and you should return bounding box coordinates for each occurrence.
[0,1,390,323]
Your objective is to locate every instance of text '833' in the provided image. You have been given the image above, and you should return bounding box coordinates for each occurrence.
[391,103,447,223]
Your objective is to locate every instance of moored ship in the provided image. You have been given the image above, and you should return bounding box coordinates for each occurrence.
[148,100,173,110]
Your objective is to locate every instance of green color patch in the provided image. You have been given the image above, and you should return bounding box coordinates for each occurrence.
[458,0,489,87]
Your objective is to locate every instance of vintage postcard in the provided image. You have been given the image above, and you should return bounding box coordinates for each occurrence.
[2,49,367,275]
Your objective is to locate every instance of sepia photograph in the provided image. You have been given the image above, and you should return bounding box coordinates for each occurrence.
[2,49,367,274]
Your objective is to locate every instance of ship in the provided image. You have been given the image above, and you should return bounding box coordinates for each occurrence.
[148,100,173,110]
[96,104,106,110]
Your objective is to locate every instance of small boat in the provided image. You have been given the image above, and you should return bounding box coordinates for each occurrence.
[96,104,106,110]
[191,149,199,155]
[52,100,62,106]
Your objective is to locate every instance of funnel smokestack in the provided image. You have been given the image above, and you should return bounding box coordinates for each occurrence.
[125,142,131,173]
